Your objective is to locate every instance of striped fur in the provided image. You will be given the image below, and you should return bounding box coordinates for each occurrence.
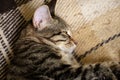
[6,1,120,80]
[6,38,120,80]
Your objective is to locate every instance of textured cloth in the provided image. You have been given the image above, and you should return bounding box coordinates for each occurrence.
[0,0,120,80]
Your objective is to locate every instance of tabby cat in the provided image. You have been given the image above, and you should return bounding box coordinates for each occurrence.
[6,0,120,80]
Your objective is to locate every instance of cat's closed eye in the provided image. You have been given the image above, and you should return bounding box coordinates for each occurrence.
[61,31,69,38]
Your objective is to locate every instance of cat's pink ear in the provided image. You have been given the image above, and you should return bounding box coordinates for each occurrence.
[33,5,53,30]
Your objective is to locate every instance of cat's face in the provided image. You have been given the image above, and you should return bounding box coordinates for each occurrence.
[49,30,77,54]
[33,5,76,54]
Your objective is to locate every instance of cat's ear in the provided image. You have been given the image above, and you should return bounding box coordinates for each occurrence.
[33,5,53,30]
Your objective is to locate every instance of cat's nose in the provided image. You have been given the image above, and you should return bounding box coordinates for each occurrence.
[70,37,77,45]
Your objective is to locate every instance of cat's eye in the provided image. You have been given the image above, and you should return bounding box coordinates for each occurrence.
[61,31,69,38]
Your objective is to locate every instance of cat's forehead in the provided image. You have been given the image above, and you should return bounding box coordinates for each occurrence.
[41,18,68,31]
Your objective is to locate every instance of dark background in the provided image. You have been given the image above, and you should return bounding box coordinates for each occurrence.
[0,0,17,13]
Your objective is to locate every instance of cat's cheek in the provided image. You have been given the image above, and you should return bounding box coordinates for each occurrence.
[68,44,76,53]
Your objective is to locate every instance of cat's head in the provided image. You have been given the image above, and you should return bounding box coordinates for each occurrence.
[32,5,76,54]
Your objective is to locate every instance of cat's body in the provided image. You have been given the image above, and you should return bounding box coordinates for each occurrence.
[6,0,120,80]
